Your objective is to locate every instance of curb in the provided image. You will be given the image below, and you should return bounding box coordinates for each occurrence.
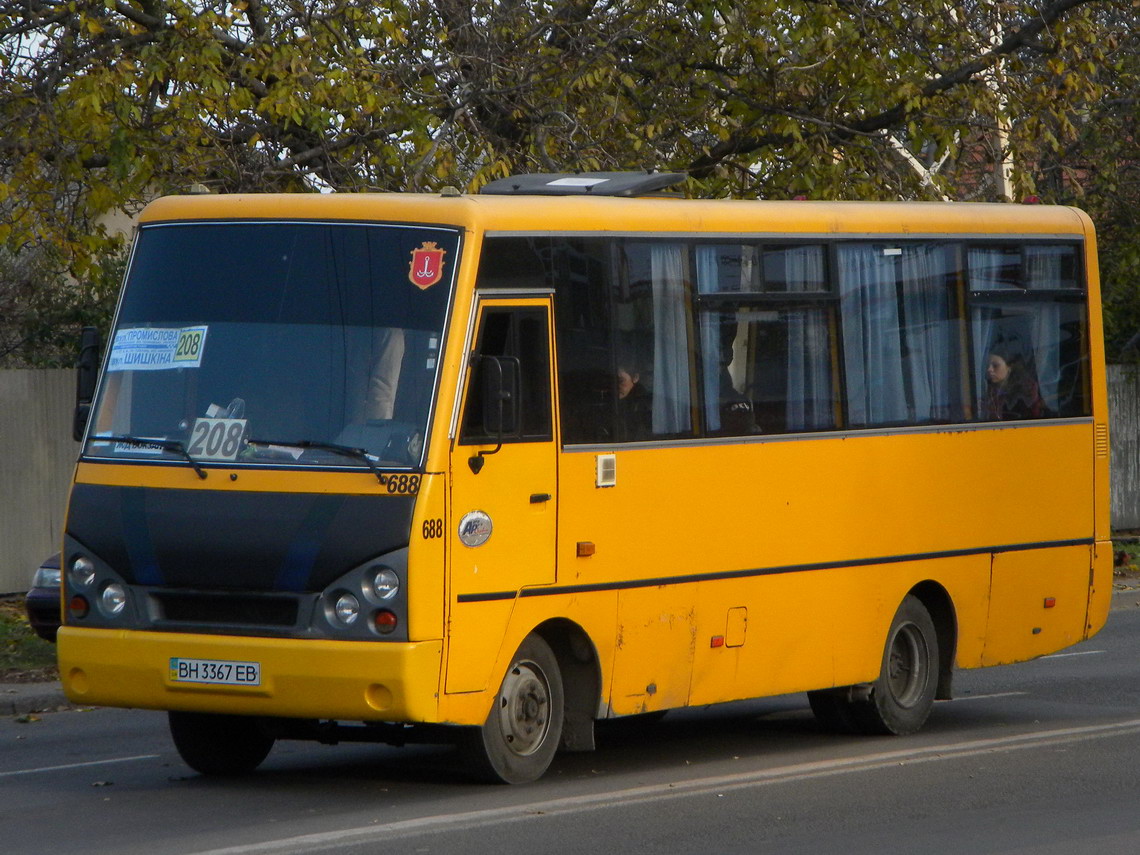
[1112,584,1140,610]
[1,683,70,717]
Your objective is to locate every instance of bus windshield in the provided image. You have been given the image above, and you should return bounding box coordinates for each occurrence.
[85,221,457,470]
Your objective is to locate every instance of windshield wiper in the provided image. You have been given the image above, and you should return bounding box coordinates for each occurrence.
[244,438,386,484]
[101,434,208,480]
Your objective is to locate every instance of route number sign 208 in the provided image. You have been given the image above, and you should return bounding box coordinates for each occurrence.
[188,418,247,461]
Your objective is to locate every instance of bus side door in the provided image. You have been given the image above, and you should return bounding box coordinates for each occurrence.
[446,297,558,693]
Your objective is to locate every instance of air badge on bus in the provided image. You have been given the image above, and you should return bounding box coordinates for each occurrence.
[458,510,492,547]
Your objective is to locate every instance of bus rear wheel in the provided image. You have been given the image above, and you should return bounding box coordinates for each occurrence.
[461,634,565,784]
[168,711,275,776]
[809,595,938,736]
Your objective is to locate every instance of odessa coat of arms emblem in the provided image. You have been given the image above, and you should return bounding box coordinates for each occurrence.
[408,241,447,289]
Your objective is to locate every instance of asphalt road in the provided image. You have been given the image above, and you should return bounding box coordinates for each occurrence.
[4,596,1140,855]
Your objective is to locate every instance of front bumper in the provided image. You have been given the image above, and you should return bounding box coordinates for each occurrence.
[58,627,443,723]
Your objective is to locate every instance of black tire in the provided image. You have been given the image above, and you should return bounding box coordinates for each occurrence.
[853,595,939,735]
[168,711,275,776]
[808,595,938,736]
[461,634,565,784]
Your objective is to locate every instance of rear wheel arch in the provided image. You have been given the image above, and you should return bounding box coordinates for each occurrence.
[908,581,958,700]
[809,586,953,736]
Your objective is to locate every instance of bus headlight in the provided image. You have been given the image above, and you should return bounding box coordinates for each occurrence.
[99,583,128,617]
[334,593,361,625]
[312,552,407,640]
[70,556,96,589]
[369,568,400,601]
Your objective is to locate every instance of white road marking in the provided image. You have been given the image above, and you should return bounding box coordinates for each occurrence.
[1042,649,1106,659]
[940,691,1028,702]
[0,754,160,778]
[188,717,1140,855]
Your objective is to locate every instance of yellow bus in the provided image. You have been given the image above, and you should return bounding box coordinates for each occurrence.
[58,173,1111,783]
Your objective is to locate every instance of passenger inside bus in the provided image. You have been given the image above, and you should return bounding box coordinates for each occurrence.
[347,327,406,424]
[715,364,755,435]
[362,327,406,421]
[982,337,1046,420]
[615,360,652,440]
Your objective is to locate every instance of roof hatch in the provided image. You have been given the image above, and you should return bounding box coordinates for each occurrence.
[478,171,687,197]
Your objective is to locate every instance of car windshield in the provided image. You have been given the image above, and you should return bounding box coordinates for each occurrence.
[85,221,458,470]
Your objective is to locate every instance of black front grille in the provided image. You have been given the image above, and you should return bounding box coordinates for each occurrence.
[153,592,299,627]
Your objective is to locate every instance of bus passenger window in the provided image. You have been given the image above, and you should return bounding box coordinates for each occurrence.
[696,243,836,436]
[619,242,696,439]
[839,242,965,427]
[550,239,617,445]
[968,243,1088,420]
[698,306,836,435]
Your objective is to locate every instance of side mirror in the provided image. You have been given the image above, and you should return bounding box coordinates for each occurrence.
[481,356,520,437]
[73,326,101,442]
[468,355,520,473]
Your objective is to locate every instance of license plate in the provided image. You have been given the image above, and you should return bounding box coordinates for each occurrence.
[169,657,261,686]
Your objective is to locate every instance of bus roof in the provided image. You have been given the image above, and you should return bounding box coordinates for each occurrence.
[138,192,1093,239]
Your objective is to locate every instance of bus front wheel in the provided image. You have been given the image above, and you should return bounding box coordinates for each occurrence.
[809,595,938,736]
[168,711,275,776]
[461,634,565,784]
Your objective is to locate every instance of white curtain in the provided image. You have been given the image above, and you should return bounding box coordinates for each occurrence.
[696,246,724,431]
[839,245,907,425]
[651,244,692,434]
[1025,246,1064,410]
[784,246,832,430]
[900,245,958,422]
[968,248,999,409]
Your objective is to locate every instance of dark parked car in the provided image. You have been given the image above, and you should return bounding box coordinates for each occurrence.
[24,553,61,642]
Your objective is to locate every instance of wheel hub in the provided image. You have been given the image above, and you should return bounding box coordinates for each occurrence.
[887,622,927,708]
[497,660,551,756]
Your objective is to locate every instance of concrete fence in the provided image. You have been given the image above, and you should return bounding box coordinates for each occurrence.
[2,366,1139,593]
[1109,364,1140,531]
[0,369,78,594]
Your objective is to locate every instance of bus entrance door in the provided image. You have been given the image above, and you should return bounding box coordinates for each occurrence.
[446,297,558,693]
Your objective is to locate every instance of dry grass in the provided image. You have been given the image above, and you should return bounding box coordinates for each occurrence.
[0,596,57,682]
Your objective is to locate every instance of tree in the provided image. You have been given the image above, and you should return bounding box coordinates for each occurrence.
[0,246,121,367]
[1,1,1134,362]
[1037,3,1140,361]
